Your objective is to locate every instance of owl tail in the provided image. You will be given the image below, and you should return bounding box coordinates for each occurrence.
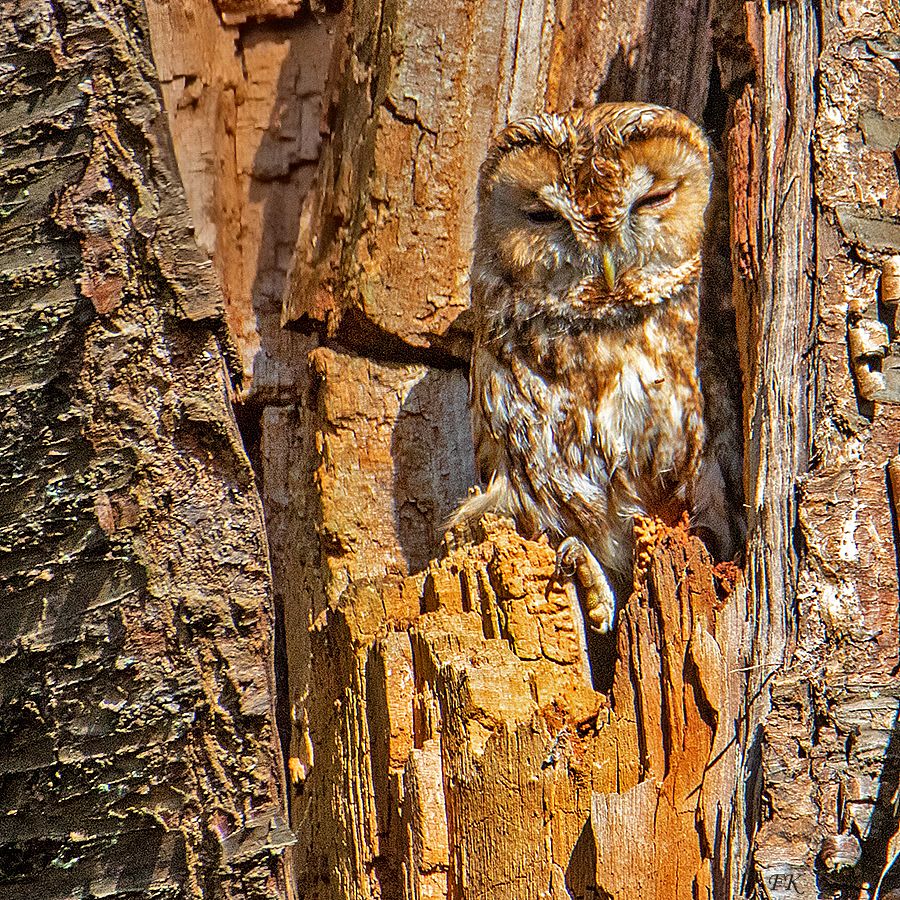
[691,455,745,562]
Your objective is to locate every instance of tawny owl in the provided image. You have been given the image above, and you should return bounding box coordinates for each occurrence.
[452,103,739,634]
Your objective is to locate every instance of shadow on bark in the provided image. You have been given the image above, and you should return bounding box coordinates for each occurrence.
[565,816,600,900]
[391,367,475,574]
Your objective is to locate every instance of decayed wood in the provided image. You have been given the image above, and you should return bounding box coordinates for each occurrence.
[0,0,292,896]
[145,0,336,396]
[291,515,603,899]
[260,495,616,899]
[271,0,754,895]
[589,527,718,898]
[286,514,741,899]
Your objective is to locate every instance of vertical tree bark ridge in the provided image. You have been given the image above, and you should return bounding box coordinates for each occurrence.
[702,3,822,892]
[282,0,557,357]
[744,2,900,898]
[144,3,342,855]
[0,0,293,896]
[733,0,817,654]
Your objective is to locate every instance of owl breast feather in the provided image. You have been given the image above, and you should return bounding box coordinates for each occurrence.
[469,283,704,578]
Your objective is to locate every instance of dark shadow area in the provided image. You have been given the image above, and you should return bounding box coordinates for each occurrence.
[231,398,292,757]
[114,827,169,894]
[586,626,617,695]
[697,59,748,563]
[0,827,170,900]
[742,725,764,879]
[566,815,605,899]
[270,588,292,774]
[594,0,714,124]
[232,398,264,476]
[886,461,900,675]
[328,306,465,370]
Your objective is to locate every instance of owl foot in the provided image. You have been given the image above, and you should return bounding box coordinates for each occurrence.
[555,537,616,634]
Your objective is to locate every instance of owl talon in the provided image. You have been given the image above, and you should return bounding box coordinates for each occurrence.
[556,537,617,634]
[554,538,579,579]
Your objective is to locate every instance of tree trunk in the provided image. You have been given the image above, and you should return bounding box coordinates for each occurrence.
[0,0,294,896]
[8,0,900,896]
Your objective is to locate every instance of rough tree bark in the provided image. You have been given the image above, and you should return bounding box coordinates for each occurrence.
[0,0,294,896]
[8,0,899,897]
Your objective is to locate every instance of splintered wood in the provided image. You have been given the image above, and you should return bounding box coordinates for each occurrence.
[601,519,737,900]
[292,514,743,899]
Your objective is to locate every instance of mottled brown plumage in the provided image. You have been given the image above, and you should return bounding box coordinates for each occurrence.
[453,103,736,632]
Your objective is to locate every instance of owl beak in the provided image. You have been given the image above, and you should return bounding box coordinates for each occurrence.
[602,250,616,291]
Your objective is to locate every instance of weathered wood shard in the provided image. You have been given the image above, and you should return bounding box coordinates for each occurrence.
[288,515,601,898]
[588,522,743,900]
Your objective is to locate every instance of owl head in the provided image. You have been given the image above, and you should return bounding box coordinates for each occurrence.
[473,103,712,318]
